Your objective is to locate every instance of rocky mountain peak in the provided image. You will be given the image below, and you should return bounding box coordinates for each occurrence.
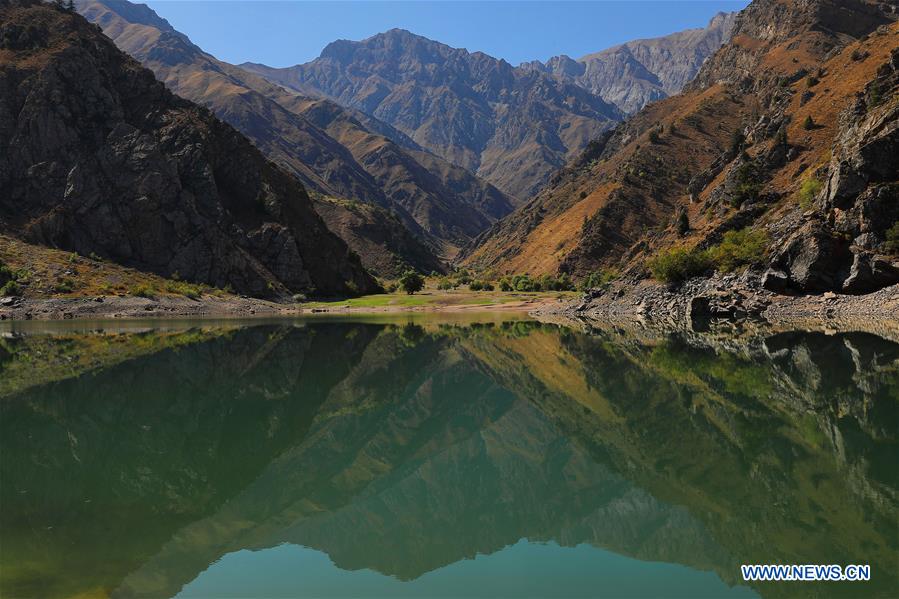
[242,30,620,199]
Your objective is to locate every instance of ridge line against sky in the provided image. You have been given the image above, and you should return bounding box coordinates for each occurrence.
[144,0,749,68]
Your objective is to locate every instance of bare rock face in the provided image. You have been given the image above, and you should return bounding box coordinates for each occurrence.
[241,29,622,200]
[0,2,378,297]
[525,12,737,114]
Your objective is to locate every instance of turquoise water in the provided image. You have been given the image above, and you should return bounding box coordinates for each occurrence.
[1,317,896,598]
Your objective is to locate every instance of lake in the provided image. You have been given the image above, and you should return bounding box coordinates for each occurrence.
[1,315,896,598]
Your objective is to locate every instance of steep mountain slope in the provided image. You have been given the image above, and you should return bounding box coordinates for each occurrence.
[310,196,444,277]
[241,29,622,199]
[521,12,736,114]
[0,1,377,297]
[463,0,899,295]
[78,0,514,263]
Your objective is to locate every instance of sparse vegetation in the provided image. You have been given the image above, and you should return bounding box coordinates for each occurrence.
[732,161,761,207]
[796,176,823,209]
[886,222,899,254]
[128,284,155,298]
[0,260,21,296]
[399,269,425,295]
[164,280,204,299]
[54,277,76,293]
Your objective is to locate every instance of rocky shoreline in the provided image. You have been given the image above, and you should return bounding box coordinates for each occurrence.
[0,295,302,321]
[536,271,899,339]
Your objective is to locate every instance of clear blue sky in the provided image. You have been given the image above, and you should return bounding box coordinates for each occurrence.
[145,1,749,68]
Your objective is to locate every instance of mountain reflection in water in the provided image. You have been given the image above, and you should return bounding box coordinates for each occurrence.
[0,318,896,598]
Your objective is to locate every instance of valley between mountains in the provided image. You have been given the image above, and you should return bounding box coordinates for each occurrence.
[0,0,897,322]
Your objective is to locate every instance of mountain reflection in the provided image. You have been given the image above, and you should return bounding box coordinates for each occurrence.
[0,319,896,598]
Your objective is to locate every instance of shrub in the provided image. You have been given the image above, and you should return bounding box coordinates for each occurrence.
[164,280,203,299]
[706,228,769,272]
[469,280,484,291]
[796,176,822,208]
[648,129,661,144]
[578,269,617,291]
[385,282,399,293]
[0,261,12,287]
[437,277,454,291]
[647,247,713,283]
[128,284,155,298]
[886,221,899,254]
[498,276,513,292]
[0,280,21,297]
[399,269,424,295]
[55,277,76,293]
[806,75,819,88]
[803,115,815,130]
[579,190,588,200]
[732,162,761,207]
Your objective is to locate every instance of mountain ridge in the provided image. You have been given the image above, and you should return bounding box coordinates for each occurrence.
[521,12,737,114]
[240,29,623,199]
[78,0,517,271]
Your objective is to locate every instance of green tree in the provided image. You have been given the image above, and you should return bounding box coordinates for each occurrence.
[399,270,424,295]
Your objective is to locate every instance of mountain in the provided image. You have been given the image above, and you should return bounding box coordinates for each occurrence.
[0,1,377,297]
[310,196,444,277]
[77,0,516,265]
[241,29,623,199]
[462,0,899,295]
[520,12,737,114]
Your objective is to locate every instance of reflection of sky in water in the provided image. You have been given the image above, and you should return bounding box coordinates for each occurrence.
[178,540,758,598]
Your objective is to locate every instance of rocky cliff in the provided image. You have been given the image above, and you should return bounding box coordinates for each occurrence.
[241,29,622,199]
[521,12,736,114]
[0,1,377,297]
[463,0,899,296]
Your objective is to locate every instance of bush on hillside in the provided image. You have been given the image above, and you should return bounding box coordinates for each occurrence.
[647,247,713,283]
[706,228,769,273]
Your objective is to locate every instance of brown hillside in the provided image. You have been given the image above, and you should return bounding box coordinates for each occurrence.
[463,0,899,295]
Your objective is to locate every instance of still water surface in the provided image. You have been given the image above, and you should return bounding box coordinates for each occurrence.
[1,316,896,598]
